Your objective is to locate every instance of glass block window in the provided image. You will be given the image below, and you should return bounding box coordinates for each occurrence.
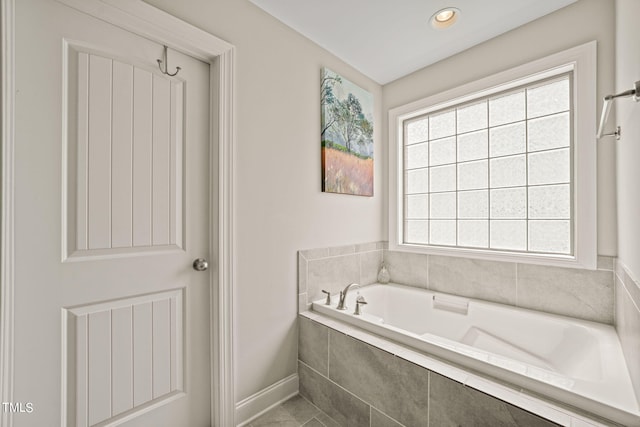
[402,74,572,255]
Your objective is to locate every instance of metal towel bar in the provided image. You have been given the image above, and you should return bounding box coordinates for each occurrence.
[597,80,640,140]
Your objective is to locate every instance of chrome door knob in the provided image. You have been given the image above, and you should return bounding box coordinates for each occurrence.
[192,258,208,271]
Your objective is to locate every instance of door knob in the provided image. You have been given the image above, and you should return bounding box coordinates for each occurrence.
[192,258,208,271]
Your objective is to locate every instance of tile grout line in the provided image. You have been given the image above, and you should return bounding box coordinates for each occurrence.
[300,351,372,421]
[427,371,431,427]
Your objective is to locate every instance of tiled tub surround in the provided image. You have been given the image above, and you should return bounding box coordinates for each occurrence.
[383,251,616,324]
[297,244,637,426]
[299,245,615,324]
[310,284,639,426]
[299,313,623,427]
[615,260,640,410]
[298,243,384,313]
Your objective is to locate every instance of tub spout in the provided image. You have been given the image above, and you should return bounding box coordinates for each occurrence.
[337,283,359,310]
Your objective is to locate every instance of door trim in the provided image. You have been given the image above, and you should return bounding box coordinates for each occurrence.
[0,1,237,425]
[0,1,16,426]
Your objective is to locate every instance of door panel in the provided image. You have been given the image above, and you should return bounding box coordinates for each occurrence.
[14,0,211,425]
[67,45,185,259]
[64,290,184,425]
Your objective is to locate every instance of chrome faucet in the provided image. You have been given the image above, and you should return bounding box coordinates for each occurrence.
[336,283,359,310]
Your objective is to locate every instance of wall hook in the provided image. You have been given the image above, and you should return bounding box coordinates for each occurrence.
[157,45,181,77]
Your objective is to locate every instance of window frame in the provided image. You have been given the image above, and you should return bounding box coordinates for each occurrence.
[388,42,597,269]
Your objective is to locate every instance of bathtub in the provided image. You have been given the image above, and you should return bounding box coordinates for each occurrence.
[312,283,640,426]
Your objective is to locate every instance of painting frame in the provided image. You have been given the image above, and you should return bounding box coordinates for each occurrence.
[321,68,374,196]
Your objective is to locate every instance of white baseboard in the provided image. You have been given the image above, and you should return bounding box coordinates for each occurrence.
[235,374,299,426]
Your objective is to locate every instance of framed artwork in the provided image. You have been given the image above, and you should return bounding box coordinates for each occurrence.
[321,68,374,196]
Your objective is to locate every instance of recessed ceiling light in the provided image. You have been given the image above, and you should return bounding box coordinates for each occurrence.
[431,7,460,29]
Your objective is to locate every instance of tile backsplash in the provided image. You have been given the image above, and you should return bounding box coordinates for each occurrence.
[298,242,615,324]
[298,242,384,312]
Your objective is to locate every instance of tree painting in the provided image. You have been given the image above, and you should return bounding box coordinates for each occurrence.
[321,68,374,196]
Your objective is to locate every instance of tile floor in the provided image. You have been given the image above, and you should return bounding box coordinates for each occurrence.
[246,394,340,427]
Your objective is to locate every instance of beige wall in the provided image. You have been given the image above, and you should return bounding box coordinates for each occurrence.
[382,0,617,256]
[615,0,640,280]
[145,0,384,403]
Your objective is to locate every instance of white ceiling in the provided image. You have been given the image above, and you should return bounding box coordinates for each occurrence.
[249,0,577,84]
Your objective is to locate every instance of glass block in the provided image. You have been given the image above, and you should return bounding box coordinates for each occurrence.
[529,220,571,254]
[458,130,488,162]
[430,165,456,192]
[528,112,570,152]
[406,117,429,144]
[405,220,429,244]
[490,220,527,251]
[489,122,525,157]
[457,101,488,134]
[406,169,429,194]
[429,137,456,166]
[458,190,488,219]
[430,220,456,246]
[527,78,570,119]
[430,192,456,219]
[528,184,570,219]
[490,187,526,219]
[405,194,429,219]
[458,220,488,248]
[528,148,570,185]
[430,110,456,140]
[405,142,429,170]
[458,160,488,191]
[489,91,525,127]
[490,155,526,188]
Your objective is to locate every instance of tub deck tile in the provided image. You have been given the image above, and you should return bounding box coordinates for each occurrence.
[299,361,370,427]
[299,317,329,376]
[370,408,405,427]
[429,372,560,427]
[328,330,429,427]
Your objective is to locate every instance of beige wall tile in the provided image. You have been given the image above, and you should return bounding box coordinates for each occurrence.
[298,252,308,294]
[370,408,403,427]
[517,264,613,323]
[360,250,383,285]
[384,250,428,288]
[299,316,329,376]
[429,372,557,426]
[328,331,429,427]
[307,254,360,303]
[298,361,370,427]
[429,255,517,305]
[615,277,640,402]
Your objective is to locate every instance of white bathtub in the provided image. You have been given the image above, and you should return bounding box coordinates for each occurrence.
[312,283,640,426]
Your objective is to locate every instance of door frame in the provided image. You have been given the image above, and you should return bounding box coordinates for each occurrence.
[0,0,237,425]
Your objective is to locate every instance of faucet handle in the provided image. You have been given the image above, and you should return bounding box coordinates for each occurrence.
[354,295,368,315]
[321,290,332,305]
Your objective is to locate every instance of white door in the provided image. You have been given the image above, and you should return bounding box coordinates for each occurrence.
[13,0,212,425]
